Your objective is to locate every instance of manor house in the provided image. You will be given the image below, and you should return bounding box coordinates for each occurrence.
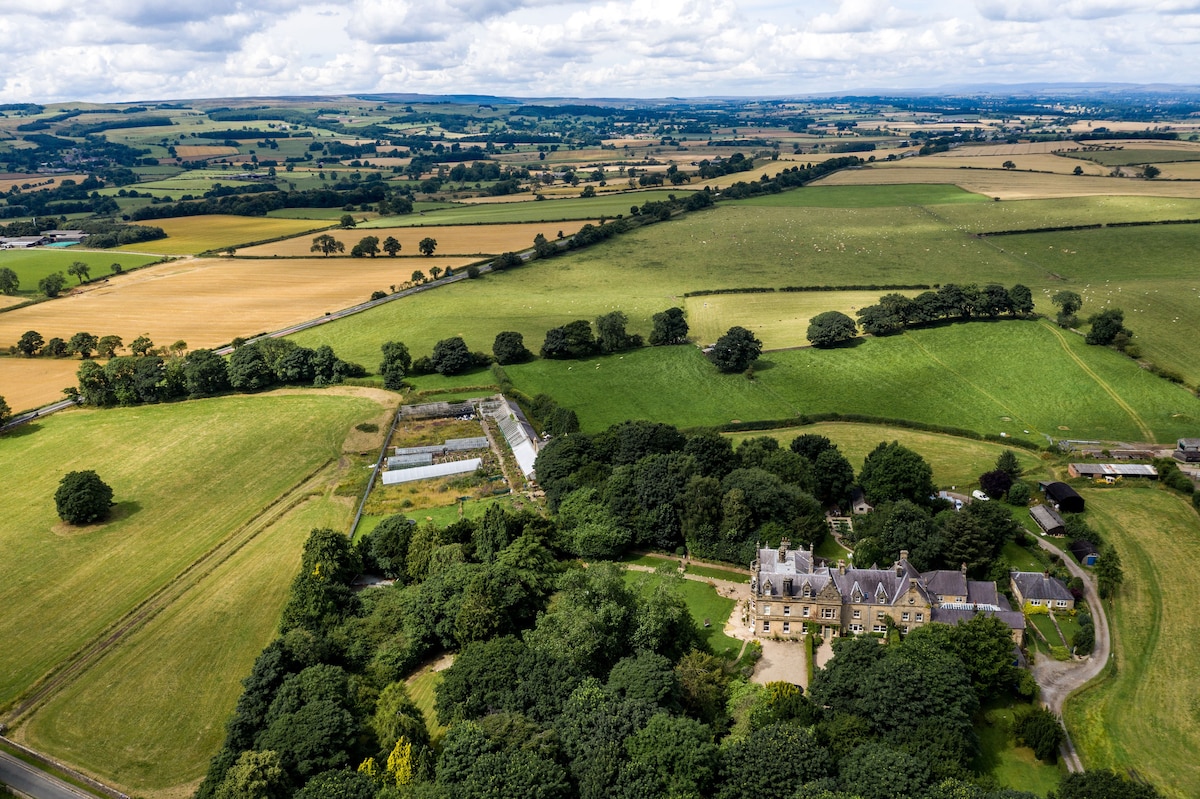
[750,541,1024,644]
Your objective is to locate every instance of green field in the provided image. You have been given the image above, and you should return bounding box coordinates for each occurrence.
[622,568,741,658]
[23,494,354,794]
[1065,149,1200,167]
[502,322,1197,444]
[735,183,989,208]
[974,702,1065,796]
[358,190,687,227]
[0,393,378,713]
[730,421,1049,489]
[406,666,449,741]
[931,195,1200,233]
[1064,488,1200,799]
[0,250,160,296]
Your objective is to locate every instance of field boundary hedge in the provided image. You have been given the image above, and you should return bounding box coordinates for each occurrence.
[683,283,933,297]
[705,412,1044,451]
[978,218,1200,238]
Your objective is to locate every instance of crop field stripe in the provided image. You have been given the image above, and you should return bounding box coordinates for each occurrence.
[899,330,1039,435]
[1039,321,1155,443]
[2,459,336,727]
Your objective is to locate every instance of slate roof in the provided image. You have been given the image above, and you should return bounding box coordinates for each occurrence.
[923,569,968,601]
[931,606,1026,632]
[1011,571,1074,603]
[1030,504,1066,534]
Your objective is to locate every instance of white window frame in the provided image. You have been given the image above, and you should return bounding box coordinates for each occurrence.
[821,607,836,619]
[762,620,771,632]
[872,624,888,633]
[782,621,790,634]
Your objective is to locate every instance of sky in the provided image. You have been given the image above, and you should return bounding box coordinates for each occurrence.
[2,0,1200,103]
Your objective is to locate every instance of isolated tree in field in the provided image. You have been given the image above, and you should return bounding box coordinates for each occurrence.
[340,213,357,228]
[16,330,43,357]
[111,262,123,274]
[1002,160,1016,169]
[410,270,425,284]
[1143,165,1161,179]
[67,260,91,284]
[357,235,380,257]
[310,234,345,257]
[710,326,762,373]
[1073,165,1084,175]
[429,266,442,280]
[806,310,857,348]
[382,236,401,256]
[649,307,689,345]
[493,331,532,364]
[379,341,412,390]
[96,335,123,359]
[39,272,66,297]
[1095,545,1124,598]
[1052,290,1083,327]
[859,441,935,505]
[418,237,438,256]
[430,336,473,375]
[130,335,154,356]
[0,395,10,428]
[1085,308,1131,346]
[0,267,18,295]
[55,470,114,525]
[67,331,98,359]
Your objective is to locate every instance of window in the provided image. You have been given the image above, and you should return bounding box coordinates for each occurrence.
[849,624,864,633]
[1031,599,1041,606]
[852,609,861,619]
[821,607,836,619]
[876,612,886,620]
[915,613,924,622]
[802,606,810,617]
[901,612,910,621]
[762,620,770,632]
[901,626,909,634]
[873,625,888,633]
[762,605,771,616]
[783,605,791,616]
[782,622,790,633]
[1056,600,1068,608]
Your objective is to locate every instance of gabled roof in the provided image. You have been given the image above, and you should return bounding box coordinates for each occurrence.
[923,570,967,600]
[1030,504,1066,533]
[1011,571,1074,603]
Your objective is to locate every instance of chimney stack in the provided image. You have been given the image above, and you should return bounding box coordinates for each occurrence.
[837,559,846,575]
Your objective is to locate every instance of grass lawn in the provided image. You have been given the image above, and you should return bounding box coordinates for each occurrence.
[0,250,160,296]
[0,392,380,713]
[406,666,449,741]
[730,421,1049,490]
[413,494,528,528]
[358,190,685,227]
[685,563,747,582]
[1002,540,1051,572]
[973,701,1065,796]
[622,553,679,569]
[1063,487,1200,798]
[622,568,741,658]
[114,215,329,255]
[1028,612,1065,648]
[1055,612,1084,649]
[22,494,355,797]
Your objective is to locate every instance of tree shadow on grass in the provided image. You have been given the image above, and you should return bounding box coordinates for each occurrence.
[1,421,43,438]
[104,500,142,524]
[751,359,777,372]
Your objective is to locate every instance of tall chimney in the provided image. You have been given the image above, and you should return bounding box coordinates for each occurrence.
[837,559,846,575]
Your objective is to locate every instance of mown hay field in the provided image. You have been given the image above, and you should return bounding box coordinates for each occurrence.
[928,195,1200,232]
[918,153,1104,175]
[502,322,1197,443]
[728,421,1049,489]
[1064,488,1200,799]
[684,290,906,349]
[734,183,988,208]
[240,221,596,257]
[22,493,356,799]
[115,215,329,255]
[358,190,683,227]
[1063,145,1200,167]
[0,173,90,193]
[0,357,86,414]
[0,393,380,712]
[0,249,160,296]
[815,165,1200,200]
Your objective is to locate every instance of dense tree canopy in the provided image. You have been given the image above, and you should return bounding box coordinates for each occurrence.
[54,469,114,524]
[710,326,762,373]
[807,310,858,347]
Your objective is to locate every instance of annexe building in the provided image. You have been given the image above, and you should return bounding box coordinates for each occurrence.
[751,541,1024,644]
[1010,571,1075,611]
[1029,504,1066,537]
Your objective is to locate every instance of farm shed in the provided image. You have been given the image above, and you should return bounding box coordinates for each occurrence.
[1040,481,1084,513]
[0,236,48,248]
[1067,463,1158,479]
[1069,540,1099,566]
[1029,504,1066,536]
[1175,438,1200,463]
[40,229,86,243]
[380,458,482,485]
[393,437,487,457]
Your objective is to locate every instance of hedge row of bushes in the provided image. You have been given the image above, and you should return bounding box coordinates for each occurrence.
[712,412,1043,451]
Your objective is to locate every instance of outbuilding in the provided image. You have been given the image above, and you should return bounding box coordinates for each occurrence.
[1069,540,1100,567]
[1068,463,1158,480]
[1174,438,1200,463]
[1029,504,1066,537]
[1041,481,1084,513]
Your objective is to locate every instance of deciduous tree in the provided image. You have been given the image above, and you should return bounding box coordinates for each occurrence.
[806,310,857,347]
[379,341,412,390]
[382,236,401,256]
[38,272,66,297]
[55,470,114,524]
[67,260,91,284]
[710,326,761,373]
[649,307,688,345]
[430,336,472,375]
[418,237,438,256]
[310,234,345,257]
[493,331,532,364]
[16,330,43,357]
[0,267,18,295]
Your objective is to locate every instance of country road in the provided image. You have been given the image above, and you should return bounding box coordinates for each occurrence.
[0,750,94,799]
[1030,534,1112,772]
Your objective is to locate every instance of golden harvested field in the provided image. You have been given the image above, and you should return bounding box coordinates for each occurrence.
[815,166,1200,200]
[240,221,596,257]
[939,142,1083,157]
[115,215,329,256]
[0,173,90,192]
[1154,162,1200,179]
[919,152,1102,174]
[0,256,475,403]
[0,357,83,413]
[684,290,909,349]
[173,145,238,158]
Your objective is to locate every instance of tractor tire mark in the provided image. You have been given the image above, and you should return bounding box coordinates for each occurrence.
[1039,321,1155,444]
